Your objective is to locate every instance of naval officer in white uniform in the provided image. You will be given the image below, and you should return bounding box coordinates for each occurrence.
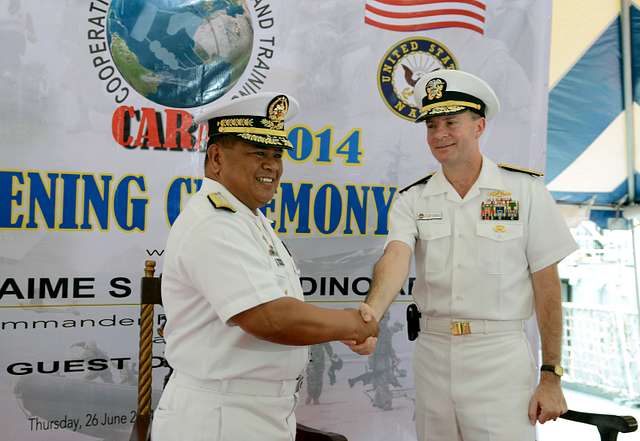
[152,93,378,441]
[347,70,578,441]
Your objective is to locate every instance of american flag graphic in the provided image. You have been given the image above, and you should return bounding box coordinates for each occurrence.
[365,0,486,35]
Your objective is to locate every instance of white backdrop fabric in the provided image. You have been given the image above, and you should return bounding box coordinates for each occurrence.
[0,1,550,440]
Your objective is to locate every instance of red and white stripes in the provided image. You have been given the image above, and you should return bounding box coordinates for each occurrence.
[365,0,486,34]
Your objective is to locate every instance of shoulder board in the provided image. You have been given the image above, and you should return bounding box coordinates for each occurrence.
[497,163,543,177]
[399,173,435,193]
[207,192,237,213]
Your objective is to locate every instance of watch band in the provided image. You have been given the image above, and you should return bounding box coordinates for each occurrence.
[540,364,563,377]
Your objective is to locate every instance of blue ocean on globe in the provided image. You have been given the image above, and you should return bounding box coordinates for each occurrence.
[107,0,253,108]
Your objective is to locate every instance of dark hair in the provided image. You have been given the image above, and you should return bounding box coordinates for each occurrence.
[204,135,237,170]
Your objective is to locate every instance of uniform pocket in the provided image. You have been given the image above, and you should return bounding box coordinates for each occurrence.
[417,221,451,273]
[189,388,222,441]
[221,396,294,441]
[519,333,538,389]
[152,381,222,441]
[155,378,177,413]
[476,222,523,242]
[417,221,451,240]
[475,222,523,274]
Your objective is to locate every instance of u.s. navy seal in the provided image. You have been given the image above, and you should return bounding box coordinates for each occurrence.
[152,93,378,441]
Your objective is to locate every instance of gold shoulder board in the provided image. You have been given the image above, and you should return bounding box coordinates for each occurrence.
[207,192,237,213]
[497,163,543,177]
[400,172,435,193]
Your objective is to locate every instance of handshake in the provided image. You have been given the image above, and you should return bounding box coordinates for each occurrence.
[343,303,379,356]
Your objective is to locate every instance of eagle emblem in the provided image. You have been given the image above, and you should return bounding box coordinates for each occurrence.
[262,95,288,130]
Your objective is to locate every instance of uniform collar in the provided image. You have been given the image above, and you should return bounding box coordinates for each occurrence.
[475,156,507,191]
[199,177,257,216]
[421,169,449,197]
[421,155,507,200]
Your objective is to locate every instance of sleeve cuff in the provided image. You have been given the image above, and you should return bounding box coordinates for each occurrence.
[529,243,579,274]
[384,234,415,253]
[217,288,286,324]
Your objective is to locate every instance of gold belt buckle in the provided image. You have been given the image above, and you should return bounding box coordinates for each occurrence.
[451,321,471,336]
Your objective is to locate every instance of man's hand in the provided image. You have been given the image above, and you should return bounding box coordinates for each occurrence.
[346,305,379,344]
[343,303,379,355]
[528,375,567,425]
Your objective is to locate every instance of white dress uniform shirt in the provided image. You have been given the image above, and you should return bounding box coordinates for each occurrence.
[386,155,578,320]
[162,177,308,382]
[386,155,578,441]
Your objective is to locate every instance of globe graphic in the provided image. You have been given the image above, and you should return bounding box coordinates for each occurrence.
[107,0,253,108]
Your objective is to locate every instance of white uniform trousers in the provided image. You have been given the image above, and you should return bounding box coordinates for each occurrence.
[413,328,537,441]
[151,372,298,441]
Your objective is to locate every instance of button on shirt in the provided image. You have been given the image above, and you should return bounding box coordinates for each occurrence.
[162,178,308,382]
[386,156,578,320]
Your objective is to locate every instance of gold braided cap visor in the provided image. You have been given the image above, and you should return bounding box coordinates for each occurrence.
[235,132,293,149]
[208,113,293,149]
[420,100,482,115]
[218,126,287,137]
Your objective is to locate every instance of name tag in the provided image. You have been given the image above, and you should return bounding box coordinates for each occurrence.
[417,210,443,221]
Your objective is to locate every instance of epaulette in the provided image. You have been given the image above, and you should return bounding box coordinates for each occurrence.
[498,163,543,177]
[207,192,237,213]
[399,173,435,193]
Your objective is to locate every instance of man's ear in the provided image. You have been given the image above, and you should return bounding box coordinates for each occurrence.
[475,117,486,138]
[206,144,223,175]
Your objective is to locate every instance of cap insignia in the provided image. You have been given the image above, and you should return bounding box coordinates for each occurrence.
[207,192,237,213]
[262,94,288,130]
[426,78,446,101]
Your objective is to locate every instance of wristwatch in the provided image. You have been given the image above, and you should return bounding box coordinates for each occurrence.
[540,364,564,377]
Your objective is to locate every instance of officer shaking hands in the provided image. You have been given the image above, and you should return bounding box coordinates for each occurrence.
[152,93,378,441]
[346,70,578,441]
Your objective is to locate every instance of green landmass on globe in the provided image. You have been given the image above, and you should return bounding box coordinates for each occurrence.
[110,33,162,97]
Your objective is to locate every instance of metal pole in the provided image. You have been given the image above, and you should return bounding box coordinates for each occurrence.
[621,0,640,401]
[621,0,636,204]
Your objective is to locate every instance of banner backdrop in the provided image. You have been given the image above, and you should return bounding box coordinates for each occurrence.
[0,1,551,440]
